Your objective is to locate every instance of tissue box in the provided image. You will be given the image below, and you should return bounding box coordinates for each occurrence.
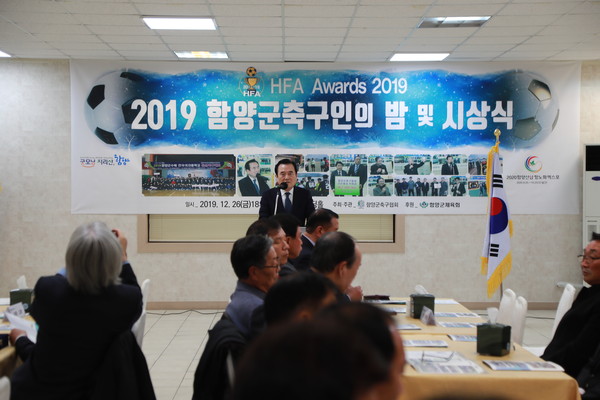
[10,288,33,312]
[410,294,435,318]
[477,323,511,356]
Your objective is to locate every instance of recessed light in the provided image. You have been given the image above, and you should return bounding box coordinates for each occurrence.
[418,16,490,28]
[143,17,216,30]
[175,51,228,59]
[390,53,449,62]
[0,50,11,58]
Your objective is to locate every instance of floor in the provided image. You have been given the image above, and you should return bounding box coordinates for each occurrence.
[141,308,557,400]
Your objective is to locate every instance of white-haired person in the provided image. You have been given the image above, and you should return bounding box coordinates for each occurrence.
[9,222,145,400]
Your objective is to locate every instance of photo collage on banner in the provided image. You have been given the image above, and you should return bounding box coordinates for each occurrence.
[140,152,494,200]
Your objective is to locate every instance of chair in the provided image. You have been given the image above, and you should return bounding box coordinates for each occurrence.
[551,283,576,336]
[414,284,429,294]
[524,283,576,356]
[489,288,516,325]
[511,296,528,345]
[132,279,150,347]
[0,377,9,400]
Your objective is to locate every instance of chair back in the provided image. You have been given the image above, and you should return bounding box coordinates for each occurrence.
[551,283,576,336]
[511,296,528,345]
[132,311,147,348]
[495,288,516,325]
[0,376,10,400]
[140,279,151,311]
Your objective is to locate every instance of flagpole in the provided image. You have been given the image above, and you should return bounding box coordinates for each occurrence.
[495,128,502,299]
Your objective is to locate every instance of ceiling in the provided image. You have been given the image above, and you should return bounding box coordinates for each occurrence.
[0,0,599,62]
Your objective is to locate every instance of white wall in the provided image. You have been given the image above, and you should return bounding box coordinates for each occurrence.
[0,59,598,305]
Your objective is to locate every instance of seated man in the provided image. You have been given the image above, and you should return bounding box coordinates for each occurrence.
[224,235,279,339]
[246,217,290,271]
[310,231,363,303]
[231,302,405,400]
[274,213,303,277]
[542,232,600,378]
[264,272,338,326]
[290,208,339,272]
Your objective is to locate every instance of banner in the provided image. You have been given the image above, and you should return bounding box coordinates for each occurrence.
[70,61,581,215]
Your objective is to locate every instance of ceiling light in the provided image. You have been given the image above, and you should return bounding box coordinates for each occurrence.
[0,50,11,58]
[390,53,449,62]
[143,17,216,30]
[175,51,228,59]
[418,16,490,28]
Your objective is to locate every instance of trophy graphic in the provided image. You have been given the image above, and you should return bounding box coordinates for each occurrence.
[244,66,259,94]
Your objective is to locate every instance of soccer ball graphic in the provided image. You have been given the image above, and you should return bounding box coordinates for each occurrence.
[84,70,147,146]
[246,66,257,77]
[492,70,559,148]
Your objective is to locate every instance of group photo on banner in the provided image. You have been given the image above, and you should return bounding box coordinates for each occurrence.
[71,61,580,215]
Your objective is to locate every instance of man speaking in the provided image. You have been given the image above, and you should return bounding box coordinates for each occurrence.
[259,158,315,226]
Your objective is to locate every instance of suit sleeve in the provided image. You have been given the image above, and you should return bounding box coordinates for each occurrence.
[258,189,274,219]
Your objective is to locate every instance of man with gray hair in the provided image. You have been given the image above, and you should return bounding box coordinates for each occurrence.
[310,231,363,303]
[225,234,279,338]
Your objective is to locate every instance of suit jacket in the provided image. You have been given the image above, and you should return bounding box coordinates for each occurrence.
[347,163,367,185]
[543,285,600,378]
[370,163,388,175]
[11,264,143,400]
[330,169,347,190]
[289,235,315,272]
[238,175,269,196]
[259,186,315,227]
[403,161,424,175]
[192,315,246,400]
[441,163,459,175]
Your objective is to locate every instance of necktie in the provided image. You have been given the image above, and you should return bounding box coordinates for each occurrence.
[252,179,259,194]
[284,192,292,213]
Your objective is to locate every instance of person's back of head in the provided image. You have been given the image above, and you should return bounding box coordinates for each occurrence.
[264,272,337,325]
[311,231,356,274]
[246,217,281,237]
[273,213,301,238]
[305,208,339,234]
[230,235,273,279]
[232,320,390,400]
[65,221,122,294]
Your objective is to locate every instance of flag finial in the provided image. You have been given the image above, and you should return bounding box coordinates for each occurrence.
[494,128,501,145]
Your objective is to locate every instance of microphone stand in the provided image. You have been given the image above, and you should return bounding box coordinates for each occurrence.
[274,191,279,215]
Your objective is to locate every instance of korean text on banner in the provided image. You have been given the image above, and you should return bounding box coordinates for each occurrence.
[481,129,513,298]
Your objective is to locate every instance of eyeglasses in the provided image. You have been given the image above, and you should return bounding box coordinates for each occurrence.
[577,254,600,263]
[420,351,455,363]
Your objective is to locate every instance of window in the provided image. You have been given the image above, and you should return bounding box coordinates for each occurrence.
[138,214,404,253]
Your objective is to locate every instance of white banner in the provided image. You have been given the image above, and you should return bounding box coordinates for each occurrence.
[71,61,580,215]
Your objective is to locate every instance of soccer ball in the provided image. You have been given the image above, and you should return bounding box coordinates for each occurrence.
[84,70,147,146]
[492,70,559,148]
[246,66,257,77]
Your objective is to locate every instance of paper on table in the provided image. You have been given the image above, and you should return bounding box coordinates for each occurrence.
[406,351,485,374]
[438,321,480,328]
[435,312,480,318]
[403,340,448,348]
[5,311,37,343]
[448,334,478,342]
[397,323,421,331]
[483,360,564,372]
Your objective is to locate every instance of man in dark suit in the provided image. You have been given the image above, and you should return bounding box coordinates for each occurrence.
[441,155,459,175]
[370,156,388,175]
[330,161,347,195]
[403,157,425,175]
[259,158,315,226]
[347,155,367,195]
[290,208,339,272]
[238,159,270,196]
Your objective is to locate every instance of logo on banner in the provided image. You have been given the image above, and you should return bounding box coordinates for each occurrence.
[241,66,262,97]
[524,156,543,173]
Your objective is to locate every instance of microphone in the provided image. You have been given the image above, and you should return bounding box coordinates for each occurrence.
[274,182,288,190]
